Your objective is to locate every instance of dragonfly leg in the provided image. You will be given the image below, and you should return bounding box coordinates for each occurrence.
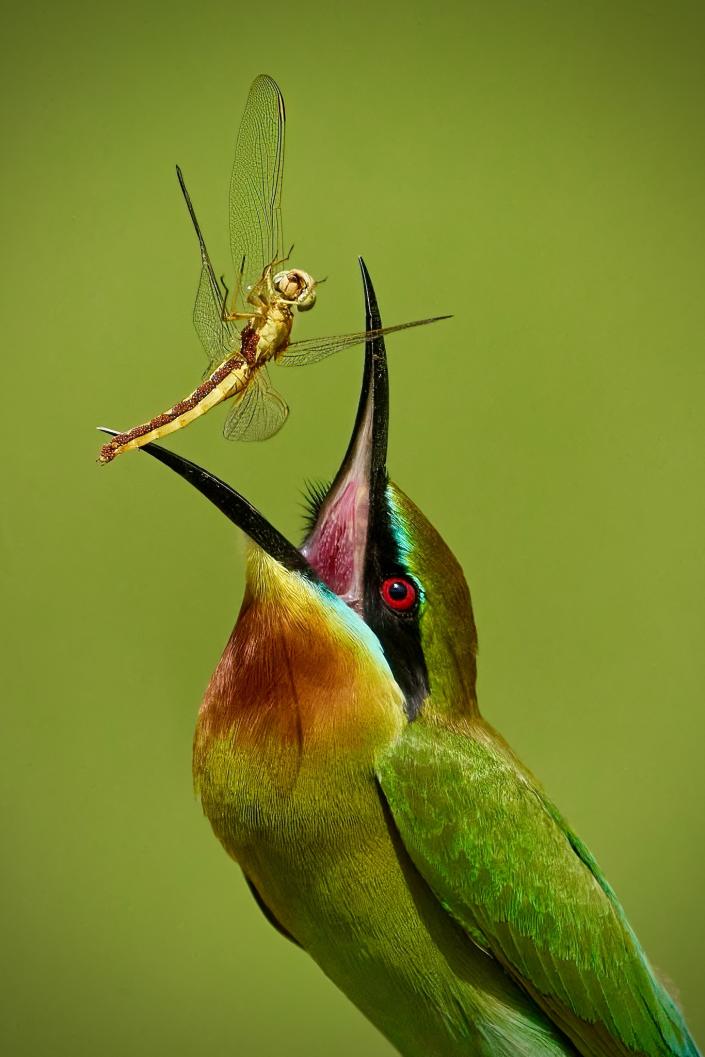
[223,309,262,322]
[218,274,234,321]
[245,274,271,311]
[228,254,246,316]
[267,244,294,271]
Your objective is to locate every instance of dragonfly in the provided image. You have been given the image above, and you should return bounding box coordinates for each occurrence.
[99,74,449,464]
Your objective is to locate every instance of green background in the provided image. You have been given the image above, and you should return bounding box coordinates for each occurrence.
[2,1,704,1053]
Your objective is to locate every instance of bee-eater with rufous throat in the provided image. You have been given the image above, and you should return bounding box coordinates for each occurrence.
[102,259,700,1057]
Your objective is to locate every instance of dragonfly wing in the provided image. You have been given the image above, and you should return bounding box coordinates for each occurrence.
[222,366,289,442]
[193,259,239,371]
[177,166,238,370]
[229,75,285,304]
[277,315,452,367]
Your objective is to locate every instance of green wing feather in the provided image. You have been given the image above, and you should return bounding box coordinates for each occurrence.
[378,719,699,1057]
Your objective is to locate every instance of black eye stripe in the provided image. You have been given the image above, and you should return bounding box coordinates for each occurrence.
[363,488,429,720]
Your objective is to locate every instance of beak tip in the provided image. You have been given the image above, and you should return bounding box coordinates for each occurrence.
[357,259,381,333]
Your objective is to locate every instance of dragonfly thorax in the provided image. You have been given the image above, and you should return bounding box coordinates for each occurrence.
[273,268,317,312]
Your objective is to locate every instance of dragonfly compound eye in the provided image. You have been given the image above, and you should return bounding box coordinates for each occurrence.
[274,269,317,311]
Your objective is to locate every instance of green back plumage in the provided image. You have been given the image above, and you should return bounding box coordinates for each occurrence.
[379,719,699,1057]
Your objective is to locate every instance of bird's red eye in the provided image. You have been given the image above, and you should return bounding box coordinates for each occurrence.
[380,578,417,612]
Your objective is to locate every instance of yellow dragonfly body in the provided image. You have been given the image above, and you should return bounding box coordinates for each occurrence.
[99,75,447,463]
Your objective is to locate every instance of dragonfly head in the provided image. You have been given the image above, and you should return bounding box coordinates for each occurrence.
[273,268,317,311]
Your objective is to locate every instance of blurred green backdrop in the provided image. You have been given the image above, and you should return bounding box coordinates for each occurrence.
[2,1,704,1054]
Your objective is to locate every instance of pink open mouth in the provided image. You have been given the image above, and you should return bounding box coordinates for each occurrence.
[301,407,372,610]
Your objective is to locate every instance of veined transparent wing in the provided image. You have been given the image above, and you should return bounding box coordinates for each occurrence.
[277,315,451,367]
[222,366,289,442]
[229,75,285,306]
[193,261,240,372]
[177,166,239,372]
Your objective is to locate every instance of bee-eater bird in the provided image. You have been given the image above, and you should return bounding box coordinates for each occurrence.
[103,261,700,1057]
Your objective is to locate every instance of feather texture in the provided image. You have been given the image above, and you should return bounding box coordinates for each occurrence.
[378,716,699,1057]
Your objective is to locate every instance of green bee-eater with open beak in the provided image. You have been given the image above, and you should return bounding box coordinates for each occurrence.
[103,260,699,1057]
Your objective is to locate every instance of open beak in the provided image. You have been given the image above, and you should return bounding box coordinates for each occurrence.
[99,258,388,607]
[300,258,387,610]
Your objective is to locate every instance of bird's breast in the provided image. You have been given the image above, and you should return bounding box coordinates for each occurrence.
[192,559,406,856]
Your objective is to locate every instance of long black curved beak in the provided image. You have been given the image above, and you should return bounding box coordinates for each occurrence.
[99,257,387,592]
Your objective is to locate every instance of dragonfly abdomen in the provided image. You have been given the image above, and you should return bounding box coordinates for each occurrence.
[99,355,250,463]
